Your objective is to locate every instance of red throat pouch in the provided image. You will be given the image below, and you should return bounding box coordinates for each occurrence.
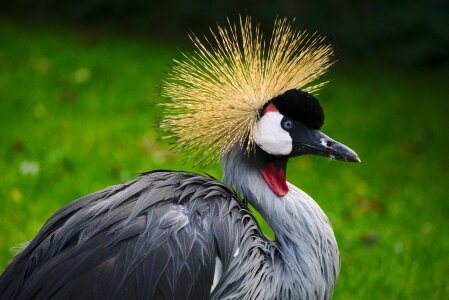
[261,161,289,197]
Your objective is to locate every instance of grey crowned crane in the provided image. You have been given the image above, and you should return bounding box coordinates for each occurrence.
[0,17,360,299]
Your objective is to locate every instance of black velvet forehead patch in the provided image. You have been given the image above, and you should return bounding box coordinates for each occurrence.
[267,89,324,129]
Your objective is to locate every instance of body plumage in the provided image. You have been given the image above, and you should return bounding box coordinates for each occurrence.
[1,148,339,299]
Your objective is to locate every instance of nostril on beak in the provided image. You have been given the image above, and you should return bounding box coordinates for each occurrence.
[320,138,334,148]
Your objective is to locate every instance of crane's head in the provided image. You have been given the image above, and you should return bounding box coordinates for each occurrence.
[253,88,359,195]
[255,89,359,162]
[161,16,360,185]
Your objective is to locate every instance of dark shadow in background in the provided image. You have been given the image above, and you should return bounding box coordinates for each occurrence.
[1,0,448,68]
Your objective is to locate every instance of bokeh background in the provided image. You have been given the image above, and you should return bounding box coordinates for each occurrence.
[1,0,448,298]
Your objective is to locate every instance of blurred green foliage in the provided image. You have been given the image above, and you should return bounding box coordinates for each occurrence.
[1,20,449,298]
[1,0,449,66]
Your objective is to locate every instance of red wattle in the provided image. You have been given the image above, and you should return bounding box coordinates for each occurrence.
[261,162,289,197]
[263,103,279,114]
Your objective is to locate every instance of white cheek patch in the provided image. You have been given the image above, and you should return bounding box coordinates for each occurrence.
[254,111,292,155]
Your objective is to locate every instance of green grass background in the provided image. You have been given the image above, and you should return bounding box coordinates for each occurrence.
[1,21,448,298]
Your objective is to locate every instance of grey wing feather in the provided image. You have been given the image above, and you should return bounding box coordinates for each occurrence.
[0,171,251,300]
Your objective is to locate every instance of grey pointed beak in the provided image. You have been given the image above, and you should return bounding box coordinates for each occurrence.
[291,127,361,163]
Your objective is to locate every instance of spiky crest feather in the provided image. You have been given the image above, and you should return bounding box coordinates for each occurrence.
[161,16,334,165]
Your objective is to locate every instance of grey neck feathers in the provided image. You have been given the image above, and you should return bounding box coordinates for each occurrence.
[221,146,340,299]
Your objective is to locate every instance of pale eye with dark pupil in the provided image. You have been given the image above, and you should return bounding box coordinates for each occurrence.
[282,119,293,130]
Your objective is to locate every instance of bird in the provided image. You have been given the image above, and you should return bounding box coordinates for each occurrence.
[0,17,360,300]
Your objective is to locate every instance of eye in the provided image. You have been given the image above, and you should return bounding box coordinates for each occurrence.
[281,118,294,130]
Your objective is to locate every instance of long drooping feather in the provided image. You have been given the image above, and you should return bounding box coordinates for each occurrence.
[161,16,334,165]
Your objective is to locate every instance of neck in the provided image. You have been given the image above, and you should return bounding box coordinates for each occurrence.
[221,147,339,299]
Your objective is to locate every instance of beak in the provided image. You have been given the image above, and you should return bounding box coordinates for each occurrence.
[290,125,361,163]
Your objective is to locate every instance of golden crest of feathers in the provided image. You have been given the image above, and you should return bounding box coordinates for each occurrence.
[161,16,334,165]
